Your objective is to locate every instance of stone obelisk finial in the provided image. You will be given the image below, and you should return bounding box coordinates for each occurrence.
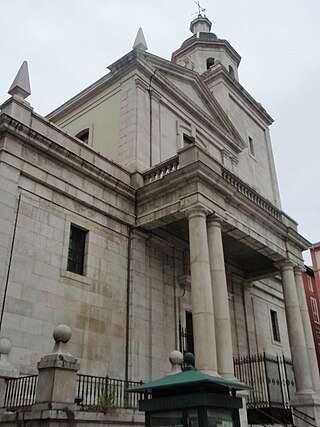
[133,27,148,51]
[8,61,31,100]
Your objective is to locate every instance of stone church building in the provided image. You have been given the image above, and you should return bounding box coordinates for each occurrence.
[0,13,319,426]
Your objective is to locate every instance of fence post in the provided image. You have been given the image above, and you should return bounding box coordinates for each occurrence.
[0,338,19,408]
[33,324,79,411]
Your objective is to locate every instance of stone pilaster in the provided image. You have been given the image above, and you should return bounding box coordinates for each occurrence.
[187,207,218,375]
[207,216,234,379]
[278,261,313,394]
[294,266,320,393]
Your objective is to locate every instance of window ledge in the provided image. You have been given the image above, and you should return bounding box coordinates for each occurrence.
[60,269,91,286]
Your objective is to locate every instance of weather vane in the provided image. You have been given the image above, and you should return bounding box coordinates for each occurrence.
[194,1,206,16]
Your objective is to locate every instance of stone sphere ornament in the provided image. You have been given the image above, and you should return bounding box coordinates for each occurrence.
[0,338,11,355]
[169,350,184,365]
[53,324,72,343]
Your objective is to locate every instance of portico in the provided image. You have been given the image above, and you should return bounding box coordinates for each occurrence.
[133,141,320,424]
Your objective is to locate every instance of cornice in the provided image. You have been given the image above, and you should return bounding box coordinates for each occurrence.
[171,39,241,66]
[0,113,135,201]
[202,66,274,126]
[137,153,309,252]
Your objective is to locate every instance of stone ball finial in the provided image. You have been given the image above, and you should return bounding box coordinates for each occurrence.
[0,338,12,355]
[53,325,72,344]
[169,350,184,366]
[184,352,195,367]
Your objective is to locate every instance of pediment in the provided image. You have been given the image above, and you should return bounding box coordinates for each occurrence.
[143,54,246,152]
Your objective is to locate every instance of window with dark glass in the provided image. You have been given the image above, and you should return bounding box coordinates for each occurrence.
[270,309,281,342]
[206,57,215,69]
[76,129,89,144]
[185,311,194,355]
[248,136,255,157]
[316,328,320,350]
[67,224,87,275]
[183,134,195,146]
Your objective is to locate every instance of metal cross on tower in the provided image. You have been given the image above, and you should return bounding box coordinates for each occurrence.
[194,0,206,16]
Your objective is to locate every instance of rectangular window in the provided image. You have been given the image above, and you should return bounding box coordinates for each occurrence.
[307,275,314,292]
[270,310,281,342]
[67,224,87,275]
[311,297,320,324]
[316,328,320,350]
[248,136,255,157]
[185,311,194,355]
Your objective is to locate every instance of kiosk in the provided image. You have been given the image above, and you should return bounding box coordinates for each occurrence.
[128,353,251,427]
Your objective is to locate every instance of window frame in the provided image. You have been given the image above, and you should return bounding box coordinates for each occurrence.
[67,224,88,276]
[307,274,314,292]
[311,297,320,324]
[248,136,255,157]
[270,309,281,343]
[75,124,93,146]
[316,328,320,350]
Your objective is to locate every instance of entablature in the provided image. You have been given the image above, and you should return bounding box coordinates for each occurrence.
[136,143,309,264]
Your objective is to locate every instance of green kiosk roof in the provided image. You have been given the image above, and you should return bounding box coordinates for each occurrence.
[128,368,252,394]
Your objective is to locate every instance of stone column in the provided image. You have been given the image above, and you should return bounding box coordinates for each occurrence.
[278,262,313,394]
[207,216,235,379]
[294,267,320,392]
[34,324,79,410]
[187,207,218,375]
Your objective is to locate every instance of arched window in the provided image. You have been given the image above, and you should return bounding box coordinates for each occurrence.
[229,65,235,78]
[206,57,215,70]
[75,128,90,144]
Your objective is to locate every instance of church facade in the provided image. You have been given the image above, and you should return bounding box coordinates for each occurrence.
[0,14,319,425]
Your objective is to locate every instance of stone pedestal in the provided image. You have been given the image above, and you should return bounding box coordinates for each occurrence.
[33,324,79,411]
[0,338,19,408]
[34,353,79,410]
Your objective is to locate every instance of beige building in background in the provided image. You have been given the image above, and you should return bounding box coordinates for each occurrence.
[0,13,319,426]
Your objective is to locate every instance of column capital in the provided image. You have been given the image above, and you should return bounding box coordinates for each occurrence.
[207,214,223,227]
[183,204,212,220]
[293,265,306,275]
[275,259,296,272]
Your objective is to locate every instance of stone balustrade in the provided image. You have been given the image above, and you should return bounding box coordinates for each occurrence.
[143,157,179,184]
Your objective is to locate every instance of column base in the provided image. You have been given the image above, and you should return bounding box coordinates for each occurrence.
[290,392,320,427]
[198,369,220,377]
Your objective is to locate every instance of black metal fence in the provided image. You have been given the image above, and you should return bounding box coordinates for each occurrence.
[76,374,143,410]
[234,352,295,425]
[4,375,37,408]
[2,374,142,411]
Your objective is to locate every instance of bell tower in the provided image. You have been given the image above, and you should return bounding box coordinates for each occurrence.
[171,14,241,81]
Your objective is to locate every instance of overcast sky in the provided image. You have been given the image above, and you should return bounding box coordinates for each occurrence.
[1,0,319,262]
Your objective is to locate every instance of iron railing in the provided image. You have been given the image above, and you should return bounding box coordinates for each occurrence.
[76,374,143,410]
[2,374,142,411]
[4,375,37,408]
[234,352,295,425]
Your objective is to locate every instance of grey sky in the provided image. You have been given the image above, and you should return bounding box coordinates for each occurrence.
[1,0,319,262]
